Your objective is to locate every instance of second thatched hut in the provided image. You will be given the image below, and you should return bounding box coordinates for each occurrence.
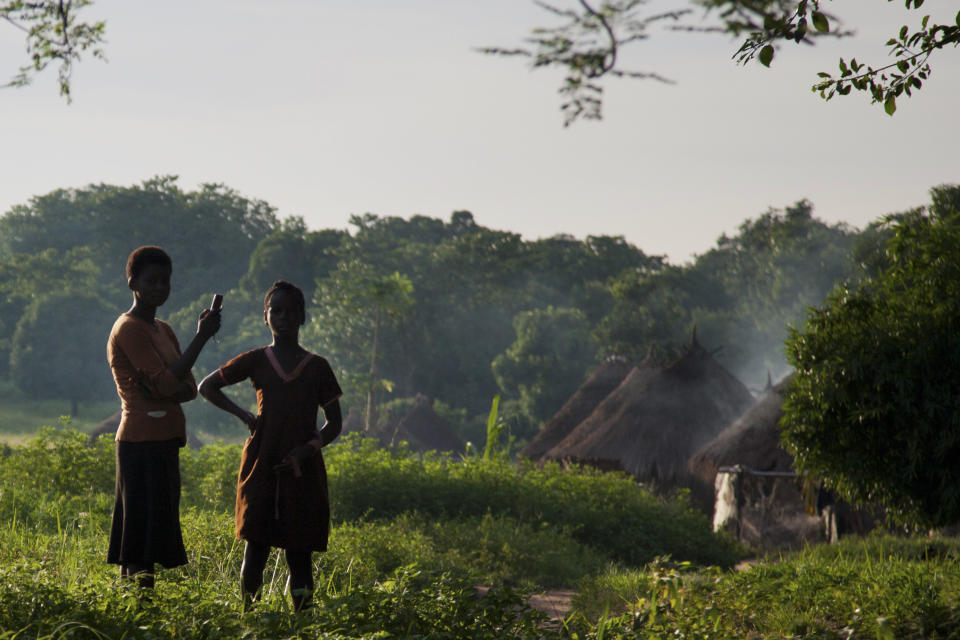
[688,372,875,547]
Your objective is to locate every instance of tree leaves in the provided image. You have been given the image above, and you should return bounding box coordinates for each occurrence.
[884,94,897,116]
[500,0,957,122]
[811,11,830,34]
[1,0,106,101]
[782,185,960,527]
[758,44,775,67]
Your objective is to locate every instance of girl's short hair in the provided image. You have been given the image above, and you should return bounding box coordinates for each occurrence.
[126,246,172,280]
[264,280,306,322]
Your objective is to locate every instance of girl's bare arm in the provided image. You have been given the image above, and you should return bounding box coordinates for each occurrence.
[317,400,343,447]
[283,400,344,478]
[198,371,256,430]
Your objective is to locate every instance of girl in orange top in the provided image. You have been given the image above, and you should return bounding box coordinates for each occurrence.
[106,246,220,587]
[199,280,342,612]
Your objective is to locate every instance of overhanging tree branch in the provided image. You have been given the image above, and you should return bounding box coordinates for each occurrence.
[484,0,957,124]
[1,0,106,101]
[479,0,689,125]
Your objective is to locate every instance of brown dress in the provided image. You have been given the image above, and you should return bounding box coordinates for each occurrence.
[218,348,342,552]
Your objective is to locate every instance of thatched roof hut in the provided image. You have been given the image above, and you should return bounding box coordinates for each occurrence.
[543,336,755,492]
[380,394,465,455]
[686,372,877,548]
[687,372,796,487]
[519,356,635,461]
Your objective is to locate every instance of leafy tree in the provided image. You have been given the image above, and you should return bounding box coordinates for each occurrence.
[492,306,596,430]
[9,290,115,415]
[0,176,279,310]
[525,233,662,315]
[366,219,530,417]
[306,262,414,430]
[240,217,346,305]
[0,247,102,375]
[1,0,105,100]
[692,199,858,383]
[592,266,691,361]
[488,0,958,123]
[781,184,960,527]
[589,200,858,387]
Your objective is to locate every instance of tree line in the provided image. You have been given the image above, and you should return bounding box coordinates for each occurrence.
[0,175,873,442]
[8,175,960,527]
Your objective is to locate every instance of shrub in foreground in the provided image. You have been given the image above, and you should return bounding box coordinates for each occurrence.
[326,434,742,568]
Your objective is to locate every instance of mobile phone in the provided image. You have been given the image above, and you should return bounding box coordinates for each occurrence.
[210,293,223,311]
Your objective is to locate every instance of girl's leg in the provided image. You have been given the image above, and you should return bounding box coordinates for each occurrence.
[285,549,314,612]
[241,540,270,608]
[121,562,155,589]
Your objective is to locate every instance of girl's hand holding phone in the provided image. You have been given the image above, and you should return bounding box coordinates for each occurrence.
[197,297,222,340]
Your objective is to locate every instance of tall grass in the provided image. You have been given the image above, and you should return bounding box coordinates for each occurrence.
[2,428,960,639]
[570,535,960,639]
[326,434,741,569]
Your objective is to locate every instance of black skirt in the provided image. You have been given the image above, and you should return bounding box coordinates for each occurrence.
[107,439,188,569]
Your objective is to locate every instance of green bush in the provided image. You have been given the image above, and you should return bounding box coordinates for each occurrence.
[0,426,115,496]
[567,535,960,639]
[320,513,606,590]
[326,434,742,568]
[0,430,741,570]
[3,430,960,639]
[180,442,242,512]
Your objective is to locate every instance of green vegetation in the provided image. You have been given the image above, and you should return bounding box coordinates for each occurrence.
[783,185,960,527]
[3,427,960,639]
[0,177,872,442]
[491,1,960,124]
[1,0,105,100]
[572,537,960,638]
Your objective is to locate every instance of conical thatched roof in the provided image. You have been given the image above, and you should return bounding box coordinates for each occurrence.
[687,372,796,486]
[543,337,755,489]
[384,394,465,455]
[519,356,636,461]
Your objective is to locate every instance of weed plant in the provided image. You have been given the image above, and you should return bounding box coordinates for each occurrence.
[570,535,960,639]
[4,428,960,638]
[326,434,741,568]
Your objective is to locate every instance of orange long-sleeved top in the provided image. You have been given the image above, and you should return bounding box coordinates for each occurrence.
[106,313,196,445]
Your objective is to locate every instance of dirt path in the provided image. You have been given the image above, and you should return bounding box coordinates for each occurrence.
[474,586,576,622]
[526,589,576,621]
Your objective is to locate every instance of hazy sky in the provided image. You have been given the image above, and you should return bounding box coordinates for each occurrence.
[1,1,957,263]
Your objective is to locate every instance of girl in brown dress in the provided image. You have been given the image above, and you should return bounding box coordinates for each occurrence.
[199,280,342,612]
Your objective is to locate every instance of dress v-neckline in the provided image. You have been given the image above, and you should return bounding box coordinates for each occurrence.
[264,347,312,383]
